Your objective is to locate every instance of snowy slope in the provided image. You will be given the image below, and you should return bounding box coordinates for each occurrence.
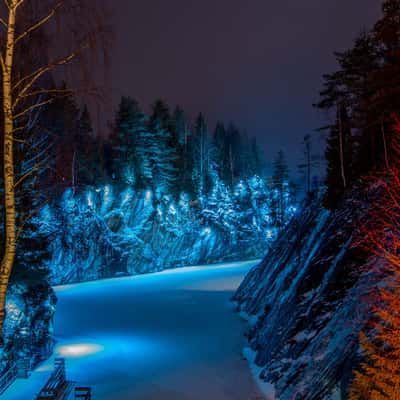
[234,195,375,399]
[5,261,262,400]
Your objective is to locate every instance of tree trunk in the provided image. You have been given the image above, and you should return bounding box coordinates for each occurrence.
[72,149,76,192]
[338,107,347,189]
[0,3,18,343]
[307,144,311,194]
[382,118,389,170]
[229,145,234,187]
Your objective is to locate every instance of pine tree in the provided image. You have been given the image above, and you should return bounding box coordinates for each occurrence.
[298,134,320,195]
[172,107,195,197]
[323,104,353,209]
[225,124,242,186]
[111,97,151,189]
[272,150,289,227]
[48,84,79,191]
[173,106,189,146]
[192,113,210,196]
[316,1,400,209]
[250,137,264,177]
[74,105,94,187]
[111,96,137,185]
[209,122,227,184]
[148,100,178,197]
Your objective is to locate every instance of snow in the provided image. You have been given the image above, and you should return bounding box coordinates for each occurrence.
[5,260,263,400]
[242,347,276,400]
[42,179,297,285]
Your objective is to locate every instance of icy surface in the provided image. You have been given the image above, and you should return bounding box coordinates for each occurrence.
[5,261,263,400]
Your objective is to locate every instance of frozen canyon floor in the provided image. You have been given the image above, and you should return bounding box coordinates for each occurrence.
[5,260,263,400]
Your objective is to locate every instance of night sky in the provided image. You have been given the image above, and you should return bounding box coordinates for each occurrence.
[110,0,381,173]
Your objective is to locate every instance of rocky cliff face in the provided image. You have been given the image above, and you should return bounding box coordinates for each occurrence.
[42,177,286,285]
[1,279,56,374]
[233,194,375,400]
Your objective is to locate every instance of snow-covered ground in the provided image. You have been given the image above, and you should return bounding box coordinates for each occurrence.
[5,260,263,400]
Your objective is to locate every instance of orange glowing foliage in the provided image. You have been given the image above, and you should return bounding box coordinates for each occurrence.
[350,118,400,399]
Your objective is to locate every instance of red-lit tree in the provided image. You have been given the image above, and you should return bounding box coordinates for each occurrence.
[350,117,400,399]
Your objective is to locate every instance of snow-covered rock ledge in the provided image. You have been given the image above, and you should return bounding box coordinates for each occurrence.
[42,178,288,285]
[233,194,376,399]
[1,280,56,376]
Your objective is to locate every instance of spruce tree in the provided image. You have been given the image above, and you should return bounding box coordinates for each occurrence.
[250,137,264,177]
[75,105,94,187]
[209,122,228,184]
[172,107,195,197]
[112,97,151,189]
[272,150,289,227]
[48,84,79,191]
[148,100,178,197]
[192,113,210,196]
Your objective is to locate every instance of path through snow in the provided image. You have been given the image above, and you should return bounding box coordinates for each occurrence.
[5,260,263,400]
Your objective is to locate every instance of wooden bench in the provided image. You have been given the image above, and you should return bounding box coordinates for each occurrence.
[75,387,91,400]
[0,363,17,395]
[36,358,74,400]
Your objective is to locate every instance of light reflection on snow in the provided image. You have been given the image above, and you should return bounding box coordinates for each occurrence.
[53,284,76,293]
[52,335,171,366]
[35,362,54,372]
[56,343,104,358]
[86,191,94,208]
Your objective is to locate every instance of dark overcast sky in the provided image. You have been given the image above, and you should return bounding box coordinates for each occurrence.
[110,0,381,172]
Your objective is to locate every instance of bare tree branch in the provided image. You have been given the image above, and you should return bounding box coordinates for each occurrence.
[13,47,87,108]
[14,98,53,119]
[16,200,49,241]
[0,16,7,28]
[15,2,63,45]
[14,154,50,189]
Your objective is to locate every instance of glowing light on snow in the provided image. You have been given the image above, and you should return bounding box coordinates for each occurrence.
[87,191,94,208]
[121,189,133,206]
[144,190,152,206]
[36,362,54,372]
[6,301,21,322]
[124,169,135,185]
[201,227,212,237]
[266,229,273,239]
[56,343,104,358]
[40,204,51,220]
[101,185,113,213]
[20,326,29,336]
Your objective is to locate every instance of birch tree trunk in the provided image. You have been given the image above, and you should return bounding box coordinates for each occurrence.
[0,1,18,343]
[0,0,108,342]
